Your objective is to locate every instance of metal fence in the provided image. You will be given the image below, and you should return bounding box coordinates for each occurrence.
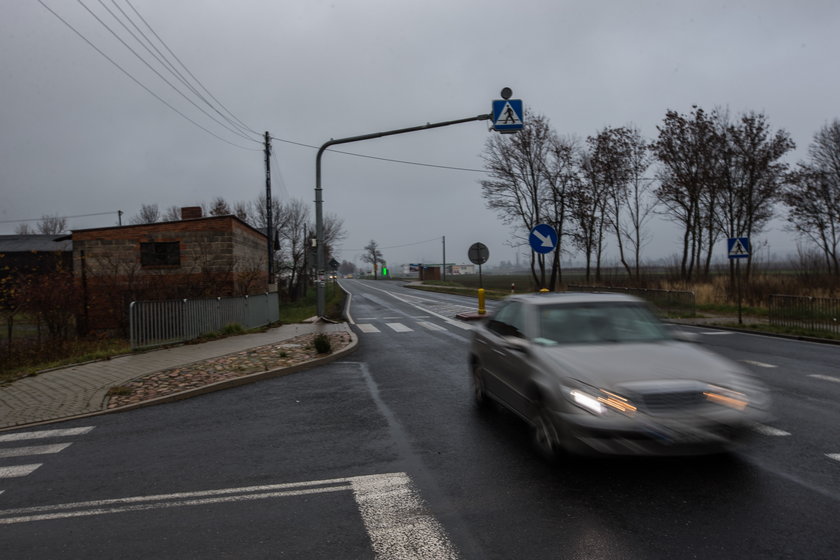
[129,292,279,350]
[769,294,840,336]
[567,285,696,317]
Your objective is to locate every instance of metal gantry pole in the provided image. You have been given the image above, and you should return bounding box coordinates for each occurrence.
[314,113,491,318]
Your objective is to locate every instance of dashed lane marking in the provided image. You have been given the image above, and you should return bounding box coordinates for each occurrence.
[0,443,72,459]
[0,472,460,559]
[809,374,840,384]
[827,454,840,463]
[751,423,791,437]
[0,465,42,479]
[386,323,412,333]
[0,426,94,443]
[741,360,777,368]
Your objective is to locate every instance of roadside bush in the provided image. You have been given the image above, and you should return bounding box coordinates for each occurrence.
[313,333,332,354]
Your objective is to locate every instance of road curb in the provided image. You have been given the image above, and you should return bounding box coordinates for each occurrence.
[0,329,359,432]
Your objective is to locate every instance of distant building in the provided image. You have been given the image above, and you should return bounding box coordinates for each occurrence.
[71,209,268,332]
[0,234,73,305]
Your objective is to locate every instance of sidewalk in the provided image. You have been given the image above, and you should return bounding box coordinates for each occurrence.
[0,322,356,431]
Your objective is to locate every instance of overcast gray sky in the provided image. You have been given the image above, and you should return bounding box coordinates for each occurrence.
[2,0,838,269]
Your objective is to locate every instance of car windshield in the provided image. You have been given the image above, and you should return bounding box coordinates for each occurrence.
[536,303,671,345]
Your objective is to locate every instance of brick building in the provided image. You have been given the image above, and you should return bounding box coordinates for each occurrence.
[72,209,268,332]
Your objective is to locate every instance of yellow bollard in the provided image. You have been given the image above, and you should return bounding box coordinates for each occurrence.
[478,288,486,315]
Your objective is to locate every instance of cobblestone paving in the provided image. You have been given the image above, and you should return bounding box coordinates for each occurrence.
[106,331,353,409]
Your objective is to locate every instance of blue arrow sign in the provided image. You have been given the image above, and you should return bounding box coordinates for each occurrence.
[529,223,557,254]
[727,237,751,259]
[492,99,524,133]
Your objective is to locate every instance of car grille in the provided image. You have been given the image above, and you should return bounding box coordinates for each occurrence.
[638,390,707,413]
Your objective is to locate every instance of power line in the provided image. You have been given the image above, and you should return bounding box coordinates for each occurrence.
[123,0,260,139]
[37,0,259,151]
[0,211,120,225]
[79,0,261,146]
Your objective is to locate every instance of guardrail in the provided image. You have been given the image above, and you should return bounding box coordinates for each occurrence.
[769,294,840,336]
[129,292,279,350]
[567,285,696,317]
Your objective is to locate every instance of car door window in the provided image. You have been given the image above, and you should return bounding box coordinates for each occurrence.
[488,301,525,338]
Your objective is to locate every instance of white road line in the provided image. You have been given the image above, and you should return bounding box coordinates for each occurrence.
[0,472,460,559]
[0,464,42,479]
[386,323,412,333]
[751,423,791,437]
[0,443,72,459]
[357,324,381,333]
[417,321,446,331]
[446,319,473,331]
[701,331,734,335]
[809,374,840,384]
[827,454,840,463]
[351,472,459,560]
[741,360,777,368]
[0,426,94,443]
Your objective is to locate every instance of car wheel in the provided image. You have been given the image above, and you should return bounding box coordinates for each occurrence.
[532,406,562,459]
[471,361,490,409]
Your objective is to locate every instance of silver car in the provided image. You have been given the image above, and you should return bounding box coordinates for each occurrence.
[469,292,771,457]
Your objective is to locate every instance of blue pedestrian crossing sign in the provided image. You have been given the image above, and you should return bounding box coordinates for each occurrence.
[727,237,751,259]
[529,223,557,254]
[492,99,524,133]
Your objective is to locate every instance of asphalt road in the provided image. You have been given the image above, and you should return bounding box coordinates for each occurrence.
[1,279,839,559]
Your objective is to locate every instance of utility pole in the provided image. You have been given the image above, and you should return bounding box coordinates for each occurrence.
[265,132,273,285]
[442,236,446,282]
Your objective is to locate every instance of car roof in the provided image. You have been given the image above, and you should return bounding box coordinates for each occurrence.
[505,291,646,306]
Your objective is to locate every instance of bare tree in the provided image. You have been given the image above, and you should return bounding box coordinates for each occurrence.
[621,127,656,278]
[37,214,67,235]
[716,111,794,279]
[208,196,232,216]
[14,223,33,235]
[481,112,556,289]
[361,240,384,279]
[162,205,182,221]
[782,120,840,274]
[543,135,581,287]
[652,106,723,280]
[130,204,161,225]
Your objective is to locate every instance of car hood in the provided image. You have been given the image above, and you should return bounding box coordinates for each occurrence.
[540,340,747,391]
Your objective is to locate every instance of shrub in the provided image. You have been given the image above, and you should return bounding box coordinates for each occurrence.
[313,333,332,354]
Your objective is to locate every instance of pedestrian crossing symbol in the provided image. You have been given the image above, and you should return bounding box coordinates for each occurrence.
[727,237,751,259]
[492,99,524,133]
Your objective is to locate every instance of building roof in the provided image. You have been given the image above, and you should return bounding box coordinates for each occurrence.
[0,235,72,253]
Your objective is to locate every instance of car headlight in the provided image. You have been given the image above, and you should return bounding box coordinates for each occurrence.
[567,386,637,417]
[703,385,749,411]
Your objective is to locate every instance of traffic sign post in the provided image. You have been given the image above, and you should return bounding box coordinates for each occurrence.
[727,237,751,324]
[468,242,490,314]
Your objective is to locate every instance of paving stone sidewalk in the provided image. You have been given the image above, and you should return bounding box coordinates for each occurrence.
[0,322,355,430]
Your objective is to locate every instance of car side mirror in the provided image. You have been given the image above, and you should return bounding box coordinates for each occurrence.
[503,336,530,352]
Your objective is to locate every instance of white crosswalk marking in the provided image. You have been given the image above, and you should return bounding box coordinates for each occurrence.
[386,323,412,333]
[0,426,94,443]
[357,324,381,333]
[827,454,840,463]
[417,321,446,331]
[0,464,42,479]
[0,426,94,492]
[0,443,72,459]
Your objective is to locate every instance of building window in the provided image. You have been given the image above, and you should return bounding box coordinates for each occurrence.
[140,241,180,267]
